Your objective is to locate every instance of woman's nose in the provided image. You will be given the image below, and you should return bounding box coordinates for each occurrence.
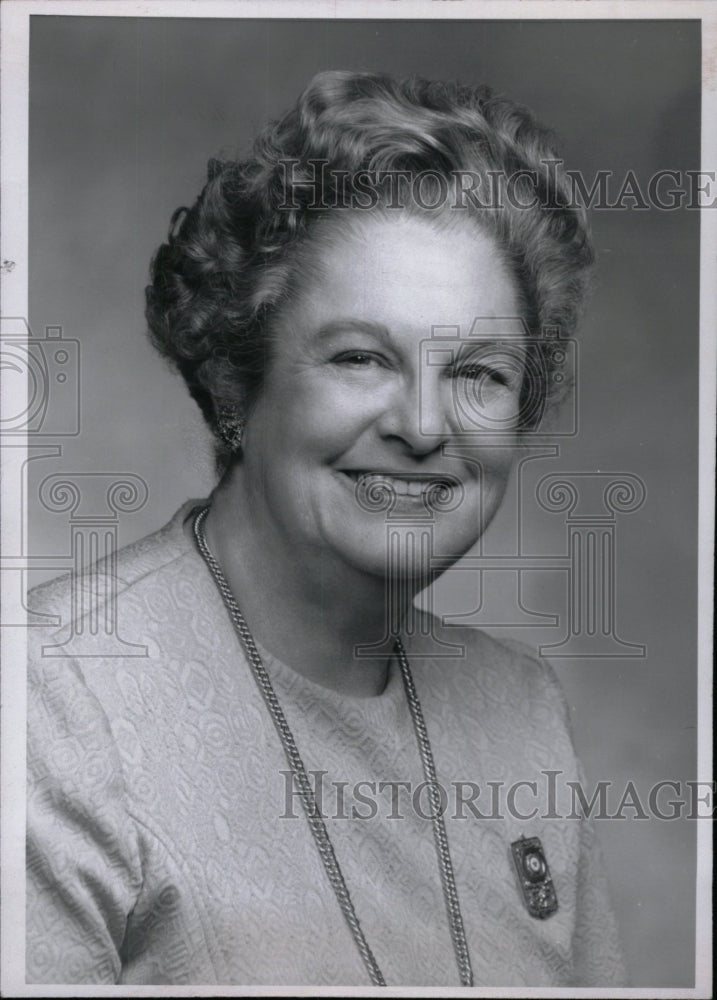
[377,375,452,455]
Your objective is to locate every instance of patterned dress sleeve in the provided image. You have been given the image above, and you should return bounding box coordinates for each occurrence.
[569,764,629,986]
[27,652,143,983]
[533,653,629,986]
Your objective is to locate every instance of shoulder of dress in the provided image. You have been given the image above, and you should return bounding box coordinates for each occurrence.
[27,501,206,628]
[409,605,542,669]
[408,606,568,711]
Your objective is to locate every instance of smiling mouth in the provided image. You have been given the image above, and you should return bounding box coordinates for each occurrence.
[341,470,459,499]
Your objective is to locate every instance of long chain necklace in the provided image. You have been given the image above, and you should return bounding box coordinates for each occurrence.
[192,505,473,987]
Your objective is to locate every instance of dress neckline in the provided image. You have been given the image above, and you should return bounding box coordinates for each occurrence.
[179,498,405,709]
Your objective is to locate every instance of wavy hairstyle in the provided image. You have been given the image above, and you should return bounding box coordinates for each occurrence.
[146,71,593,458]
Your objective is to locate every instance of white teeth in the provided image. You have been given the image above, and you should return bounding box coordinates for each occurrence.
[352,473,446,498]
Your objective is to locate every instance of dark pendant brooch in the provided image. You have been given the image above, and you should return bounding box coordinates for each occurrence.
[510,836,559,919]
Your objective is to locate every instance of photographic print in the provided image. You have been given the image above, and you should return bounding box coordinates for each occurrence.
[1,2,713,995]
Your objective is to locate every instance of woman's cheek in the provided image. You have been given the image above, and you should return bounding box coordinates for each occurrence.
[311,383,388,438]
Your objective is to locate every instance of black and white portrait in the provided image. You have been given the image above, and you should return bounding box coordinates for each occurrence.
[0,4,713,995]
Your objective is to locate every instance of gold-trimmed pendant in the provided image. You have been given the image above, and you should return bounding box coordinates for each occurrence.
[510,836,559,919]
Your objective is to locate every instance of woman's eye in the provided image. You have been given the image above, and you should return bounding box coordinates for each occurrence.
[454,363,510,387]
[333,351,382,368]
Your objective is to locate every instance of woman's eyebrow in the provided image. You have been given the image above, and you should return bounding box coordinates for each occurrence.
[315,319,392,343]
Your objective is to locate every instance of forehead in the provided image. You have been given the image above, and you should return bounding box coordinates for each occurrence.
[285,212,523,342]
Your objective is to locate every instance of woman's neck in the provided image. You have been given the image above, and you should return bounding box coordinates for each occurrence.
[202,471,418,698]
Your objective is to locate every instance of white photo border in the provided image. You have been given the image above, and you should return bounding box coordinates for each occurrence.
[1,2,714,997]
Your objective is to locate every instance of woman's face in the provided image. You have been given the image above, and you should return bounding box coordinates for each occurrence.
[241,212,526,581]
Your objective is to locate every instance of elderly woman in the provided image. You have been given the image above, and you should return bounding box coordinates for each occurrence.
[27,71,626,987]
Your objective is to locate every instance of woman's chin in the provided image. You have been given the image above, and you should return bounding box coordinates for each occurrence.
[324,521,476,585]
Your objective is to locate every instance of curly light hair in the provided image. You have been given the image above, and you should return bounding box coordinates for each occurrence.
[146,70,593,458]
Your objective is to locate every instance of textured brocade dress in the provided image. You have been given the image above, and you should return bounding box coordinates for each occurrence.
[26,502,627,987]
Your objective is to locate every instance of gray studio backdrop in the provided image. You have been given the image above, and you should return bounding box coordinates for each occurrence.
[27,17,700,988]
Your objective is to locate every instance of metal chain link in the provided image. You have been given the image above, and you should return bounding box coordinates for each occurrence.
[193,504,473,987]
[394,636,474,986]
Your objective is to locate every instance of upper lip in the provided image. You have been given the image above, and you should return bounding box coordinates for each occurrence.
[340,470,457,480]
